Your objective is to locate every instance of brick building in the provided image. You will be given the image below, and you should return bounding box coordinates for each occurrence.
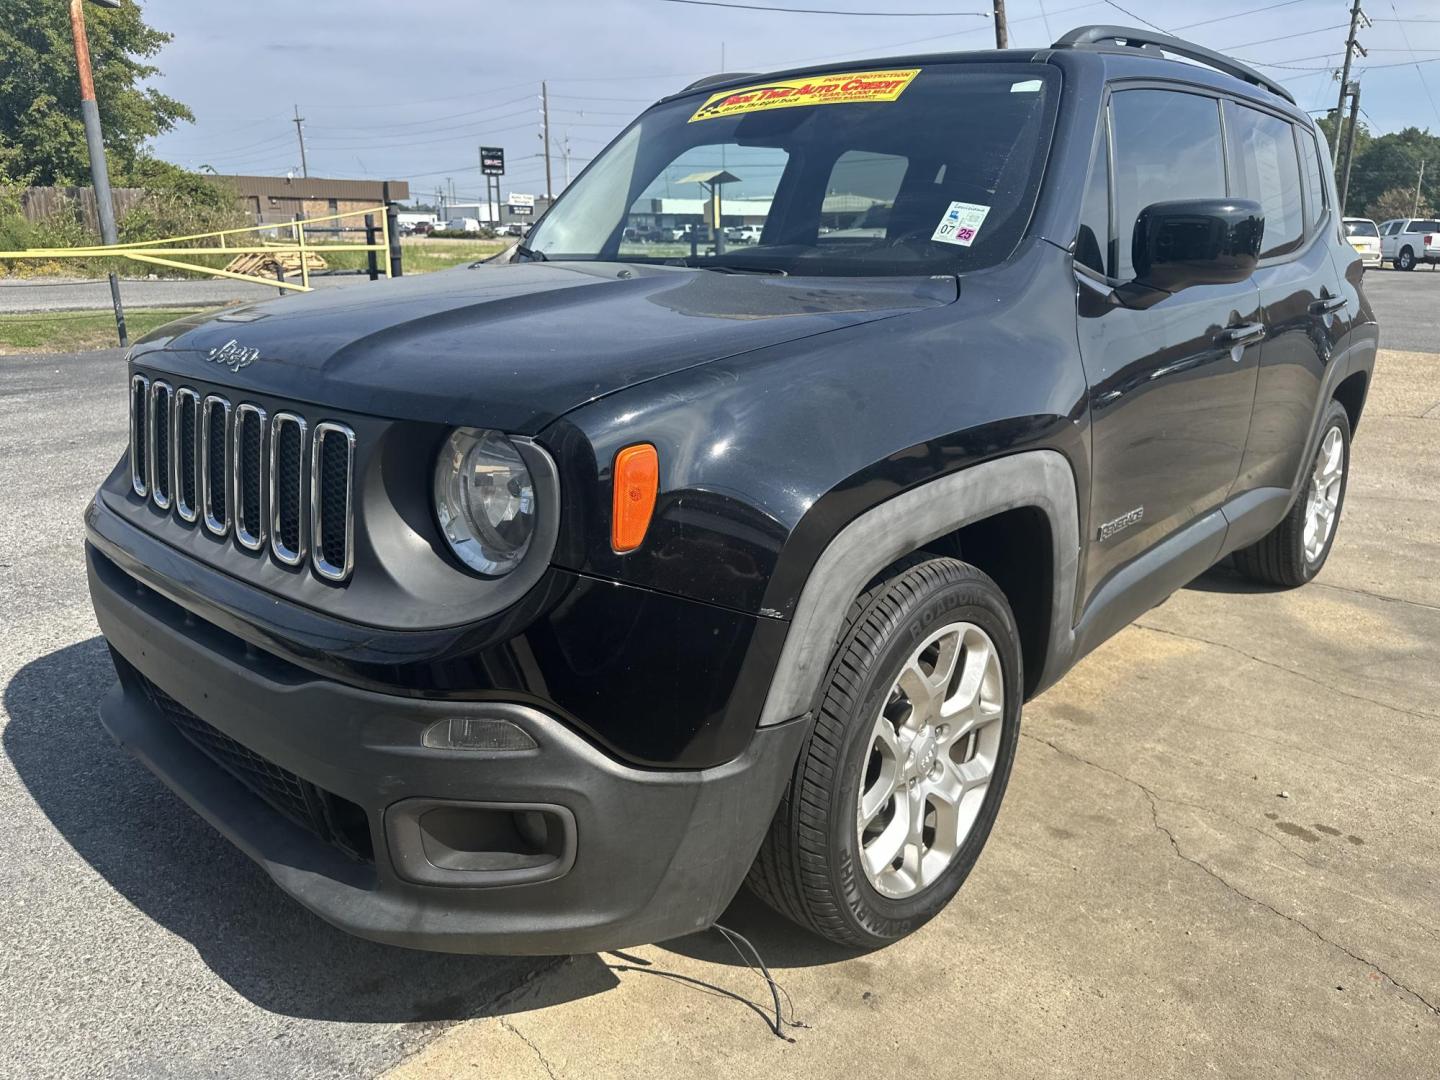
[224,175,410,226]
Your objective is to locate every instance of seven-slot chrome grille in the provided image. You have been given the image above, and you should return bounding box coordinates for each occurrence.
[128,374,356,582]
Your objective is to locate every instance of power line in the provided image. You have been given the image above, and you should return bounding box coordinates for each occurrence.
[1101,1,1170,33]
[1222,24,1348,49]
[1171,0,1311,32]
[651,0,989,15]
[1390,0,1440,129]
[307,118,542,153]
[315,94,537,134]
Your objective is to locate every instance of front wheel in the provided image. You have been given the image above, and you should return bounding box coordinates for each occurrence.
[747,557,1022,948]
[1397,247,1416,271]
[1233,400,1351,588]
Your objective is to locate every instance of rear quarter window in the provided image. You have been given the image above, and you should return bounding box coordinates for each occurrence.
[1298,127,1328,231]
[1224,101,1305,258]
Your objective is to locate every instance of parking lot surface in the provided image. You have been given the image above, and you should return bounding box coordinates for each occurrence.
[0,273,368,315]
[1,272,1436,1078]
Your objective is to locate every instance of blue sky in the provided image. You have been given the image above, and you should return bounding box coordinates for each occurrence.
[140,0,1440,203]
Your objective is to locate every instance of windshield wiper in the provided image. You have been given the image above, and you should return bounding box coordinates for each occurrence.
[513,243,547,262]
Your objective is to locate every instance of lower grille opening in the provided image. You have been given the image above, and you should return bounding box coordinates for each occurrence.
[136,673,374,862]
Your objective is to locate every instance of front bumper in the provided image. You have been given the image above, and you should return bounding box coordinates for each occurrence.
[88,541,805,955]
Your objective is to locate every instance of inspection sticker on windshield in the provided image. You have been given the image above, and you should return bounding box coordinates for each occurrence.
[931,201,990,247]
[689,69,921,123]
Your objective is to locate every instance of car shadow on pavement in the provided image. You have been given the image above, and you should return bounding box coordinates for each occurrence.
[4,637,616,1023]
[1182,558,1279,595]
[660,889,864,969]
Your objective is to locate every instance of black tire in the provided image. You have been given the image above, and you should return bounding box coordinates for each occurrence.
[1233,400,1351,588]
[1397,247,1416,271]
[746,556,1023,948]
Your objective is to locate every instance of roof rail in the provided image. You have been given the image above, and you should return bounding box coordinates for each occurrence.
[681,72,760,94]
[1052,24,1296,105]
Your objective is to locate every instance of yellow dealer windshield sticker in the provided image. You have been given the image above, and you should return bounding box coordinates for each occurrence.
[689,68,921,123]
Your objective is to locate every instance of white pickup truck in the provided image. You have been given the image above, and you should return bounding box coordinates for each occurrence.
[1378,217,1440,270]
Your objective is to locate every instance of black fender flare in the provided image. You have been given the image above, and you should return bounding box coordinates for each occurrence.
[757,449,1081,727]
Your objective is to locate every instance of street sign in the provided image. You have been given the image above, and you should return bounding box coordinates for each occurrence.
[481,147,505,176]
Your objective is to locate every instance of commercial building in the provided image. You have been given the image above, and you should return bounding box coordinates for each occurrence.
[434,195,551,229]
[223,175,410,226]
[626,193,889,233]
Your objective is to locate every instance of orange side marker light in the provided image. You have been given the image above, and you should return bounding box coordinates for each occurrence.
[612,443,659,553]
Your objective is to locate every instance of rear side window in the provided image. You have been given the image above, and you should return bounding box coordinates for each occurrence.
[1297,127,1328,231]
[1110,89,1226,281]
[1413,220,1440,233]
[1225,102,1304,258]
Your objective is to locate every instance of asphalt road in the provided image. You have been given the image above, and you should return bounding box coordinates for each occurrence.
[1361,264,1440,351]
[1,271,1436,1078]
[0,274,368,314]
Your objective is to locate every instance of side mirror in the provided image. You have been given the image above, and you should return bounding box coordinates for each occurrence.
[1132,199,1264,292]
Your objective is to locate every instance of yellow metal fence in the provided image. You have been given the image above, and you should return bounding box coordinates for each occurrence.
[0,204,393,292]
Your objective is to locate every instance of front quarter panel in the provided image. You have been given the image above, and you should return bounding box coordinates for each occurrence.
[544,241,1090,619]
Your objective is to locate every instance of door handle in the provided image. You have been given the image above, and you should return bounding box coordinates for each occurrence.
[1216,322,1265,347]
[1310,295,1348,315]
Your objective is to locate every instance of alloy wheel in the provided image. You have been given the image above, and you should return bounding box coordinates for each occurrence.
[1303,426,1345,563]
[856,622,1004,899]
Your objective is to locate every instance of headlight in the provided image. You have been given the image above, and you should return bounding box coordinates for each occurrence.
[433,428,536,576]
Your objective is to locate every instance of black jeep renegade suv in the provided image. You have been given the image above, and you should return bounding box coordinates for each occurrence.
[87,27,1377,953]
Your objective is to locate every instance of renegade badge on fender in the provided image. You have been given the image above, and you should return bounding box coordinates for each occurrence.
[88,26,1377,953]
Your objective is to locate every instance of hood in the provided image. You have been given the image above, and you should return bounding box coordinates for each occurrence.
[129,261,955,433]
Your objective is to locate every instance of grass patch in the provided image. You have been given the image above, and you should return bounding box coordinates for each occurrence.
[400,237,512,273]
[0,307,209,354]
[307,237,511,276]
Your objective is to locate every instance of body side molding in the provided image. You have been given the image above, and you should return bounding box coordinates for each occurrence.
[758,449,1081,727]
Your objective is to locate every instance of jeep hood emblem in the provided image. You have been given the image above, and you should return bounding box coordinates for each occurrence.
[205,339,261,373]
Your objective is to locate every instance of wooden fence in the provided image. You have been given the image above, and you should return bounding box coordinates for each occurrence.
[17,186,147,233]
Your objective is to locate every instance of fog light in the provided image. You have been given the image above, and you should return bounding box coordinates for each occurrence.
[422,717,537,751]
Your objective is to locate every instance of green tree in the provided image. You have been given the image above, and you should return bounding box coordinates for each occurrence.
[0,0,191,185]
[1317,110,1374,168]
[1367,186,1430,222]
[1344,127,1440,219]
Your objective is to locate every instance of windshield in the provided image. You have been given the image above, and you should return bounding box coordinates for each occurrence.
[526,63,1059,276]
[1344,219,1379,237]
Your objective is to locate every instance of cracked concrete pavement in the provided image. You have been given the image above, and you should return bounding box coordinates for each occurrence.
[1,273,1436,1078]
[388,354,1440,1075]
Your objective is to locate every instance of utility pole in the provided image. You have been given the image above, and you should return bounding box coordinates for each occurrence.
[993,0,1008,48]
[1413,159,1427,218]
[292,104,308,178]
[1334,0,1368,152]
[1339,81,1361,215]
[67,0,126,347]
[541,81,554,201]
